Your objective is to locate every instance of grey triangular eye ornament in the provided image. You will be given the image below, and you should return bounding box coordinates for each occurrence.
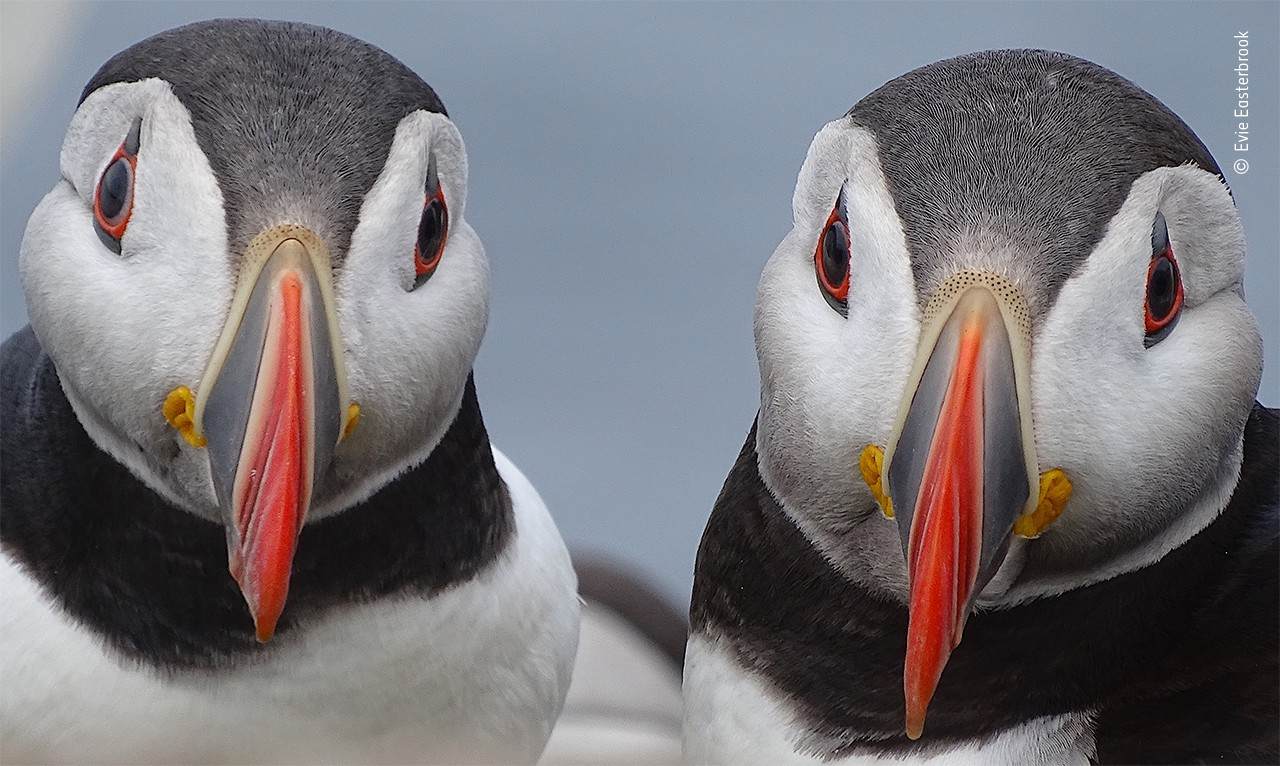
[93,117,142,254]
[1144,211,1184,347]
[814,183,851,315]
[411,153,448,290]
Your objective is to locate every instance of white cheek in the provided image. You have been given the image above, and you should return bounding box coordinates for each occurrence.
[62,82,157,195]
[754,123,919,590]
[1027,166,1261,580]
[339,223,488,449]
[20,79,231,514]
[323,110,487,515]
[755,228,917,500]
[759,123,918,476]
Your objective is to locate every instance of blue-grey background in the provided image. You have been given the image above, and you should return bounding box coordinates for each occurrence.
[2,1,1277,605]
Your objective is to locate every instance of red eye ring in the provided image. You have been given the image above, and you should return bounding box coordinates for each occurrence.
[93,144,137,240]
[815,203,851,307]
[1143,246,1184,337]
[412,184,448,287]
[413,244,441,276]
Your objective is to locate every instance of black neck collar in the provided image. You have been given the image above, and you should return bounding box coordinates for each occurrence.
[691,406,1278,759]
[1,327,513,671]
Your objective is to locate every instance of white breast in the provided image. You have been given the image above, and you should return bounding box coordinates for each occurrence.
[1,448,579,765]
[682,635,1095,766]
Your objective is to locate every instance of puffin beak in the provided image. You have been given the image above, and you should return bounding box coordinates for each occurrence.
[191,226,353,642]
[882,275,1039,739]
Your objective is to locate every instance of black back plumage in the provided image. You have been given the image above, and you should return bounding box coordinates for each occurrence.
[1,327,512,671]
[690,408,1278,762]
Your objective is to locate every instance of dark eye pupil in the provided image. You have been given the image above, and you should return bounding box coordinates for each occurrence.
[1148,256,1177,320]
[417,199,448,262]
[412,196,449,289]
[822,221,849,287]
[99,158,131,221]
[418,200,445,256]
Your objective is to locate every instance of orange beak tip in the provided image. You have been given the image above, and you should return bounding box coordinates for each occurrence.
[255,619,277,643]
[904,656,941,741]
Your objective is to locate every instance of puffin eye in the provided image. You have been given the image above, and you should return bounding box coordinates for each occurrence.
[411,154,448,290]
[93,118,141,255]
[815,185,851,315]
[1143,211,1184,347]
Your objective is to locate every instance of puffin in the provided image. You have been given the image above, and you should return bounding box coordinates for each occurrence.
[684,50,1277,764]
[1,20,579,764]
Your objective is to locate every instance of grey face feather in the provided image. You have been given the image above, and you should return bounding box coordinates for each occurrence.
[848,49,1222,316]
[81,19,446,262]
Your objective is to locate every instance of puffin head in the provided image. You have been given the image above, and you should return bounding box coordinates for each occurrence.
[19,20,488,641]
[752,50,1262,738]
